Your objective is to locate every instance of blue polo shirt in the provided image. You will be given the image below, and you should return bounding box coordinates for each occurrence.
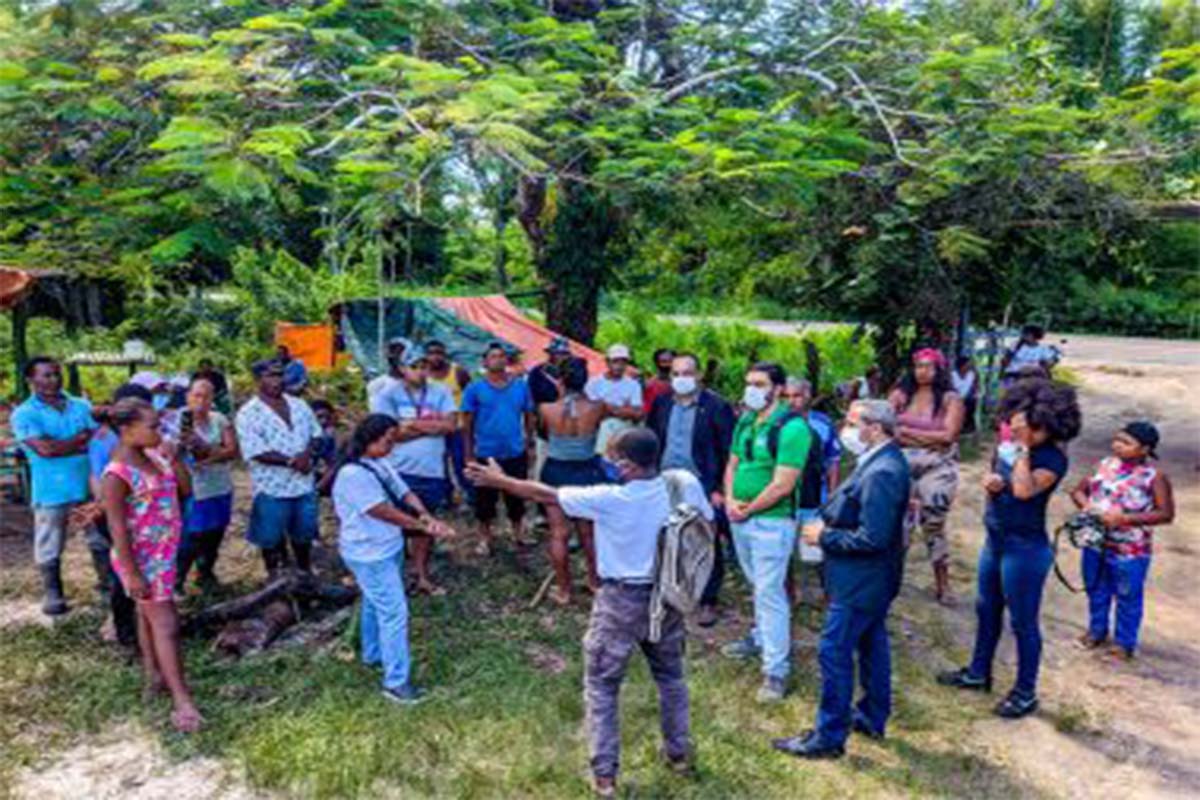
[12,393,97,506]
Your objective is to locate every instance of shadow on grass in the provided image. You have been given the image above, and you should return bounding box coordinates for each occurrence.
[859,738,1051,799]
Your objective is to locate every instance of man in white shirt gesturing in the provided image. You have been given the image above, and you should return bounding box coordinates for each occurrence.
[467,427,711,798]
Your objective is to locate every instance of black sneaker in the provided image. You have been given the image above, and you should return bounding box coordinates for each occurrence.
[381,685,428,706]
[936,667,992,693]
[852,715,884,740]
[994,691,1039,719]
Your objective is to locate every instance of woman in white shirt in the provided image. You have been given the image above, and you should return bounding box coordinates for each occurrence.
[333,414,455,705]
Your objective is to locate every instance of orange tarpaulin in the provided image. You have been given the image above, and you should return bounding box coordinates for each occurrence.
[434,295,608,374]
[0,266,35,311]
[275,322,337,372]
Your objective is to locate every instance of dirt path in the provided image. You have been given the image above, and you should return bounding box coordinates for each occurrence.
[926,355,1200,799]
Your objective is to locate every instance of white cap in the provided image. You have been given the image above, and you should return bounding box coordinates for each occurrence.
[130,371,163,390]
[606,344,631,361]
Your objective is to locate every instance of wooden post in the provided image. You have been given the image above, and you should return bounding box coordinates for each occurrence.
[12,302,28,400]
[67,363,82,396]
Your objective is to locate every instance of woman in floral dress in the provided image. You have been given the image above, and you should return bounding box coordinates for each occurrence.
[101,397,202,732]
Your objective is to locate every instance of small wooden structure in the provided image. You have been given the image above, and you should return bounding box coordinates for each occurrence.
[1,265,125,398]
[63,351,157,396]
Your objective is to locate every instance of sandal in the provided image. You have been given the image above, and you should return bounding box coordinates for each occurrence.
[416,582,448,597]
[549,588,571,607]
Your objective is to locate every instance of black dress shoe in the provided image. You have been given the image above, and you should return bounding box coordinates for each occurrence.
[936,667,992,692]
[852,716,884,740]
[772,730,845,760]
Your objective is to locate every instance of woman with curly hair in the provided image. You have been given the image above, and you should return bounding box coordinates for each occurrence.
[938,378,1081,719]
[889,348,965,604]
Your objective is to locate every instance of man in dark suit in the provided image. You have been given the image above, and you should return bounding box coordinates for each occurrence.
[772,399,911,759]
[647,352,735,626]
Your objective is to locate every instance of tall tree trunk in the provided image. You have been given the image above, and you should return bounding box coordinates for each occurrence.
[492,215,509,289]
[518,174,620,345]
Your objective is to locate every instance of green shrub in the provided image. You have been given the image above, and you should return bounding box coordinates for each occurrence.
[595,300,873,400]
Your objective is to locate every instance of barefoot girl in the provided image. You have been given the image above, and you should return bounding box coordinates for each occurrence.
[101,397,202,732]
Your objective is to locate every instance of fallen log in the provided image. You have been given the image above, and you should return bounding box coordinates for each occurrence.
[213,600,297,657]
[183,571,358,636]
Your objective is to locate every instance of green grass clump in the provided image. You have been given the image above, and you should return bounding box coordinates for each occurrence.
[0,546,1051,799]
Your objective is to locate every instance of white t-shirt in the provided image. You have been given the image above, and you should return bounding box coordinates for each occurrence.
[586,375,644,455]
[558,470,712,581]
[1006,343,1055,376]
[366,374,400,407]
[333,460,410,564]
[586,374,643,408]
[951,370,977,399]
[370,380,455,478]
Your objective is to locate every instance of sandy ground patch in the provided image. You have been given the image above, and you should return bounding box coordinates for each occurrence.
[12,723,265,800]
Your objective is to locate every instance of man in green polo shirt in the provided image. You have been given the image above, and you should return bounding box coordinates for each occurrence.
[723,361,812,703]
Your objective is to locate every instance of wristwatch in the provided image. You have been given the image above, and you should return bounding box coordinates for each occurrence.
[1013,444,1030,459]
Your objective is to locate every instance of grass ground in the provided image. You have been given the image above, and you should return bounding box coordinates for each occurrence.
[0,516,1044,800]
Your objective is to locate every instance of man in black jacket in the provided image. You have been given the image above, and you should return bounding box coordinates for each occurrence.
[772,399,911,759]
[647,352,735,626]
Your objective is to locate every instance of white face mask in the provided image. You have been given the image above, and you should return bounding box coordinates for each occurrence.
[840,426,868,455]
[743,385,771,411]
[671,375,697,396]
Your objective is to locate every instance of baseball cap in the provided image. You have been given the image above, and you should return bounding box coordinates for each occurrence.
[251,359,283,378]
[401,346,428,367]
[606,344,631,361]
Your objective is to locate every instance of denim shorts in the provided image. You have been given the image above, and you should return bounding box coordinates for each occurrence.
[247,492,319,549]
[184,493,234,534]
[399,474,451,513]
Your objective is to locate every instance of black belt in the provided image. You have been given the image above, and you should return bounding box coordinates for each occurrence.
[600,578,654,589]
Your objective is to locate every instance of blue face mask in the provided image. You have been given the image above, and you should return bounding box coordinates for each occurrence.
[600,458,624,483]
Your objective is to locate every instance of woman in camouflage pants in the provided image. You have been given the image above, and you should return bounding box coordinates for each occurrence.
[890,349,966,604]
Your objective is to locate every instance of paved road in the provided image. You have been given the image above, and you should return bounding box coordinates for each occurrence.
[671,317,1200,369]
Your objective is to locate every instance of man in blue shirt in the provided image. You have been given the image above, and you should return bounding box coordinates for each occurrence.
[461,342,535,556]
[276,345,309,395]
[12,356,99,615]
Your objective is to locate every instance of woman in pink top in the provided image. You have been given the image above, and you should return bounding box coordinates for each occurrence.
[889,348,965,604]
[101,397,202,732]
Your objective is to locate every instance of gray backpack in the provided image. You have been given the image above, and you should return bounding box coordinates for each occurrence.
[648,470,717,642]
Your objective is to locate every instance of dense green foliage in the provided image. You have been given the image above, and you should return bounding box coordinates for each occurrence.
[0,0,1196,376]
[596,303,873,400]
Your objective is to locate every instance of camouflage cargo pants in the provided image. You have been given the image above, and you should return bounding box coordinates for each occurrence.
[583,582,690,779]
[903,446,960,565]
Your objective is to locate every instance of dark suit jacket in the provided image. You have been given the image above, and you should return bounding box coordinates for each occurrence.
[648,389,734,496]
[819,440,911,613]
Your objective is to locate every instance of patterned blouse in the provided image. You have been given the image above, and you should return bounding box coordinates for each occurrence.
[235,395,320,498]
[1086,456,1158,558]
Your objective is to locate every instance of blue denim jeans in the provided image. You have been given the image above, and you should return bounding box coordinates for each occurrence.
[1083,550,1151,652]
[968,533,1053,697]
[344,550,411,691]
[246,492,319,549]
[815,603,891,747]
[732,516,797,679]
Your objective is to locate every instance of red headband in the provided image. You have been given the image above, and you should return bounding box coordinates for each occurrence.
[913,348,947,368]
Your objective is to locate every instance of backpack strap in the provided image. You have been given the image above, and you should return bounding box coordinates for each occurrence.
[350,459,422,518]
[649,474,673,644]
